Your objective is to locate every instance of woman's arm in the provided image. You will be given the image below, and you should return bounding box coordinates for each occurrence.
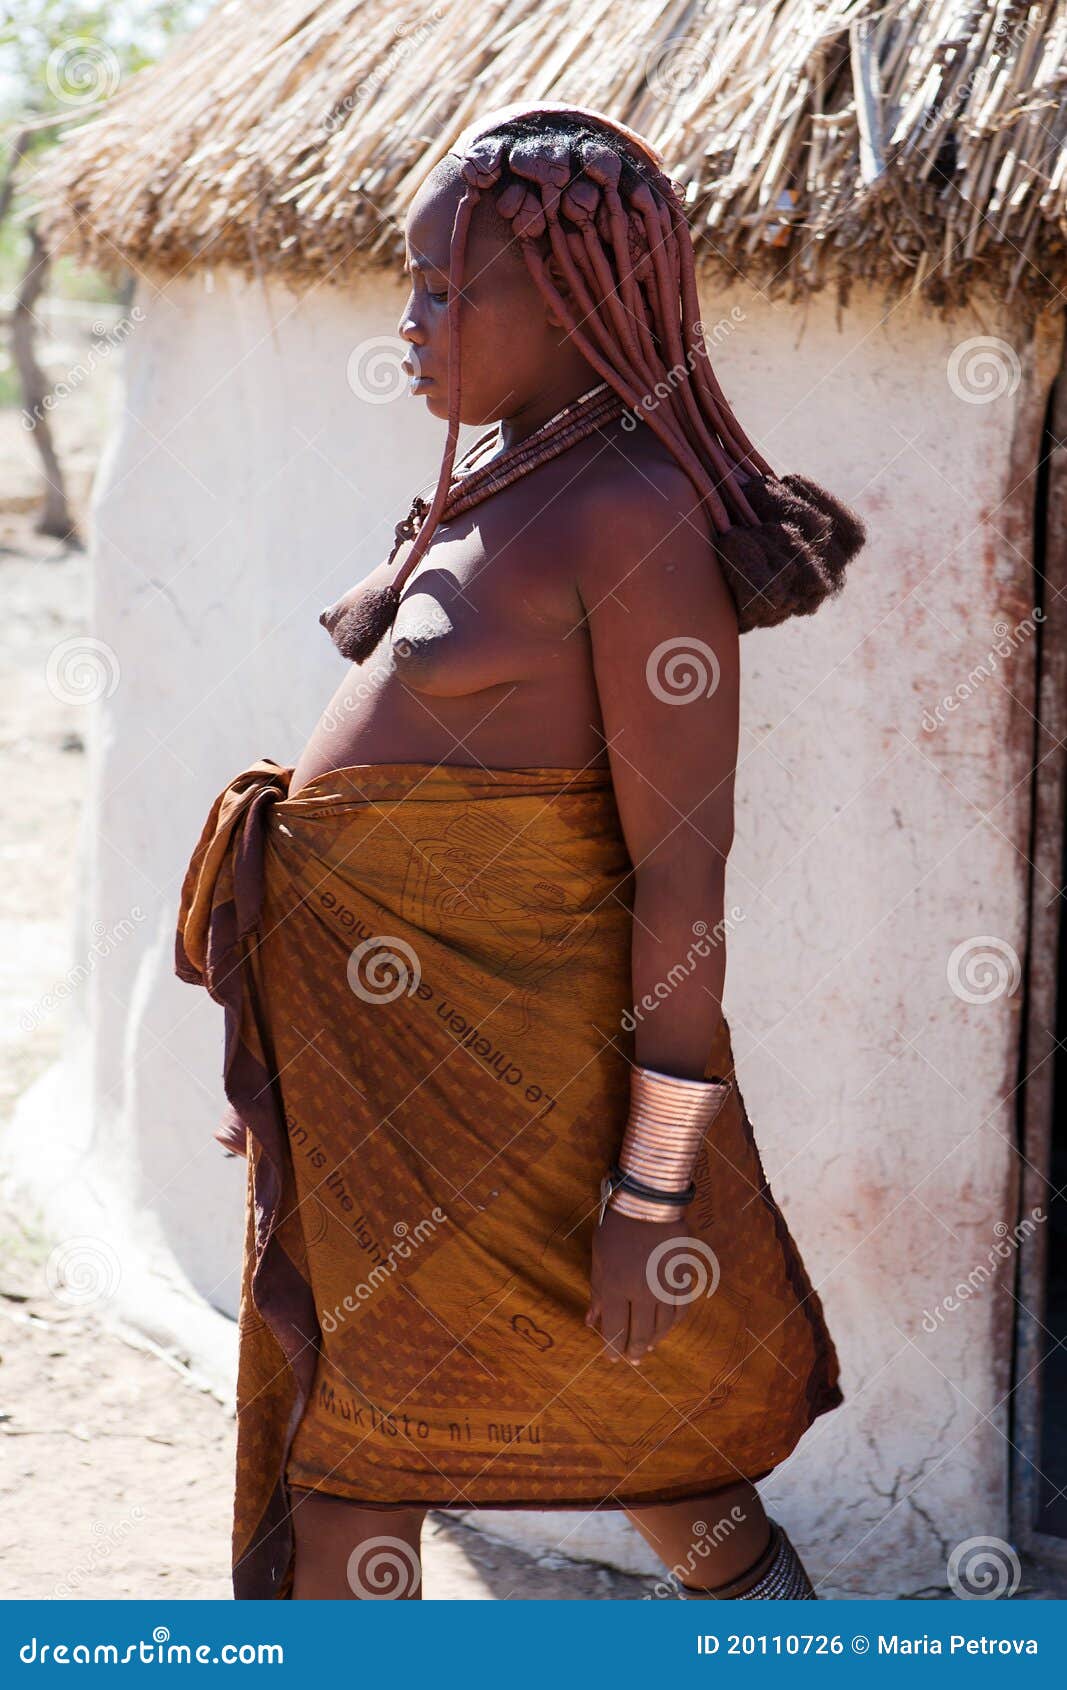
[575,458,740,1363]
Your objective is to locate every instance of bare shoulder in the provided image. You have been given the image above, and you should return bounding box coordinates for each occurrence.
[563,423,726,617]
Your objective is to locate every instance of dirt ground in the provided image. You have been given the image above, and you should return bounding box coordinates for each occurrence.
[0,1194,647,1599]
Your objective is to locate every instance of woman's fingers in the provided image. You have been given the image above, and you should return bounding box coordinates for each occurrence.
[599,1295,630,1362]
[652,1297,676,1344]
[625,1295,656,1363]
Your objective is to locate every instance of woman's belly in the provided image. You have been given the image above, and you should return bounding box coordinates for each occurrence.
[289,646,609,797]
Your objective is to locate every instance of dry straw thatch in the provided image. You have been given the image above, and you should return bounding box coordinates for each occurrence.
[24,0,1067,315]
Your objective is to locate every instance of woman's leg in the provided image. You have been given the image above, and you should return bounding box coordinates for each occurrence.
[626,1479,771,1592]
[289,1487,427,1600]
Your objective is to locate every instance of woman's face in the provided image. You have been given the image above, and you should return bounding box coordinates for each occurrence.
[397,160,570,427]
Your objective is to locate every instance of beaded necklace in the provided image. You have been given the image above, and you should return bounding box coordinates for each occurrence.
[384,378,622,567]
[321,379,626,663]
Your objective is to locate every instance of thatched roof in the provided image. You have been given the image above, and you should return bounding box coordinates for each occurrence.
[25,0,1067,316]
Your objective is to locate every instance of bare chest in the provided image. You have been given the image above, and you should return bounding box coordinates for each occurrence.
[385,504,585,696]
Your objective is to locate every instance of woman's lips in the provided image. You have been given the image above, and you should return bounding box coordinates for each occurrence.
[401,359,434,389]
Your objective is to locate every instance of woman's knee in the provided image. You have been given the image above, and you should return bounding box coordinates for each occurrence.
[289,1490,426,1599]
[626,1480,769,1588]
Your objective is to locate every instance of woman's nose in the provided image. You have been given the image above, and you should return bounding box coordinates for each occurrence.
[398,295,424,342]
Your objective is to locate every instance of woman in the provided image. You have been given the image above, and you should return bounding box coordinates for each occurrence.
[175,101,865,1603]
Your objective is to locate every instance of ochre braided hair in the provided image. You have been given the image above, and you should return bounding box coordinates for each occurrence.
[336,101,866,662]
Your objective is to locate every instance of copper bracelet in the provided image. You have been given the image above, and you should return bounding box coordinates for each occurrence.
[606,1063,730,1222]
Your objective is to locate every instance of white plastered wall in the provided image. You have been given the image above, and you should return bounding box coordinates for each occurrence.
[7,263,1057,1595]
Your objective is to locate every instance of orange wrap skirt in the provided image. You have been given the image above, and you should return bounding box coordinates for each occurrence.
[174,758,843,1598]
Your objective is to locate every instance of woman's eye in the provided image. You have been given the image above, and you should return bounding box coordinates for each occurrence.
[429,289,449,302]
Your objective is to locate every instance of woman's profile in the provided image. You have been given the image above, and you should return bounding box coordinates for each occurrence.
[175,100,866,1602]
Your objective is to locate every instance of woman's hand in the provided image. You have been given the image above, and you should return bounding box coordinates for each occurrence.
[586,1206,700,1365]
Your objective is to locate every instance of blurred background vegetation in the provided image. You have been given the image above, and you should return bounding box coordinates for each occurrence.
[0,2,207,411]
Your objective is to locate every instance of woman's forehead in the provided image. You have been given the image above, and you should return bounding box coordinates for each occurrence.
[405,169,514,276]
[405,164,463,259]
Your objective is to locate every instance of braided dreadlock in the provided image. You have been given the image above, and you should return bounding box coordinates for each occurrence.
[336,109,866,663]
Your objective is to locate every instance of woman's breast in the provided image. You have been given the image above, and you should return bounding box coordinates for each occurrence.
[290,533,605,788]
[388,579,559,696]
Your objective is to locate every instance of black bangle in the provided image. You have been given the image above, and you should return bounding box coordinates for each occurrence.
[606,1163,696,1206]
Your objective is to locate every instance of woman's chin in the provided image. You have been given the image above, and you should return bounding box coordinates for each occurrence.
[419,387,494,427]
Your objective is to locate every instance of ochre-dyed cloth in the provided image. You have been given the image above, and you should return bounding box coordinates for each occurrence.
[174,758,843,1599]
